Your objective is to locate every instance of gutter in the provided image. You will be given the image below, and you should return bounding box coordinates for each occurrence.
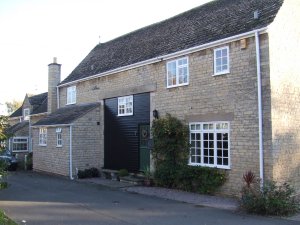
[58,28,267,88]
[255,31,264,188]
[31,123,72,128]
[69,125,74,180]
[30,112,48,117]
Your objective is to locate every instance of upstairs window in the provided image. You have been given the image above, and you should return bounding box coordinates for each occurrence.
[167,57,189,88]
[118,95,133,116]
[56,128,62,147]
[189,122,230,169]
[39,128,47,146]
[23,108,30,120]
[67,86,76,105]
[214,46,230,75]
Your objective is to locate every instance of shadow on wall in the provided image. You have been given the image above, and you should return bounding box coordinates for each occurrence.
[271,85,300,194]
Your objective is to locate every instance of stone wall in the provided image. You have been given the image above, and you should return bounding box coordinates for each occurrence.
[72,106,103,174]
[32,106,102,177]
[57,34,270,196]
[32,126,70,176]
[268,0,300,194]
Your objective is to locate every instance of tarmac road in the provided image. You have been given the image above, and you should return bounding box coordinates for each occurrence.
[0,171,297,225]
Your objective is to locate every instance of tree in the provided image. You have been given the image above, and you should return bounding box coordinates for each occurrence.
[5,100,22,115]
[0,115,10,147]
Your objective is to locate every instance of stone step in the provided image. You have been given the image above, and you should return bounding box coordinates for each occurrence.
[119,175,144,185]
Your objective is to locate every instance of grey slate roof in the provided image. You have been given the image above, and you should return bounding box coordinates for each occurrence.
[6,121,29,134]
[33,102,100,126]
[30,92,48,115]
[10,107,22,118]
[60,0,283,85]
[9,92,48,118]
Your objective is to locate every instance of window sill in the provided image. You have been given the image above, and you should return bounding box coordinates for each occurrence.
[39,144,47,147]
[12,150,29,153]
[66,102,76,106]
[188,163,230,170]
[167,82,189,89]
[118,113,133,117]
[213,71,230,76]
[56,145,62,148]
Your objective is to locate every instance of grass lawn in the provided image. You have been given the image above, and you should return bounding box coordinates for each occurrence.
[0,210,17,225]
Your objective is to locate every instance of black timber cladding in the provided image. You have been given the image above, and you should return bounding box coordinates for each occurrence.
[104,93,150,171]
[60,0,283,85]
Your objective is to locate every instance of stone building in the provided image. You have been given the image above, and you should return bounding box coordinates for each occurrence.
[7,92,48,160]
[21,0,300,196]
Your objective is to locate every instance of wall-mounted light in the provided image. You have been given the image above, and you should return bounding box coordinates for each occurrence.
[153,109,159,119]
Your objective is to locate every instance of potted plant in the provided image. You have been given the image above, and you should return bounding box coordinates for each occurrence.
[143,167,153,186]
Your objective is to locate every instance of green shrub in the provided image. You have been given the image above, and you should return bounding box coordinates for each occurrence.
[0,181,8,189]
[152,114,226,194]
[152,114,189,166]
[154,162,180,188]
[0,209,17,225]
[77,167,100,179]
[154,164,226,194]
[0,160,8,190]
[118,169,129,177]
[176,165,226,194]
[240,179,300,216]
[26,153,33,170]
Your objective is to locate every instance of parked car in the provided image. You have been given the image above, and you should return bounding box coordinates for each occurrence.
[0,151,18,171]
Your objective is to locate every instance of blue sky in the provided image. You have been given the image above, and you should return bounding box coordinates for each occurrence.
[0,0,211,114]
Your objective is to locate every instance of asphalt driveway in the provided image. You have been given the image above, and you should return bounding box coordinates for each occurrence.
[0,171,298,225]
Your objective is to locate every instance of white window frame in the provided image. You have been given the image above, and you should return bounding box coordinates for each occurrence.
[23,108,30,120]
[67,86,76,105]
[214,46,230,76]
[39,128,47,146]
[118,95,133,116]
[56,128,62,147]
[189,122,230,169]
[166,57,189,88]
[12,137,29,152]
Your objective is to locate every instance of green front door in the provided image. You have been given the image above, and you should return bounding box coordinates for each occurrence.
[139,124,150,171]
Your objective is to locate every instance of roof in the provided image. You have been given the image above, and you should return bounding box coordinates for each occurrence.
[6,121,29,134]
[33,102,100,126]
[9,92,48,118]
[30,92,48,115]
[60,0,284,85]
[10,107,22,118]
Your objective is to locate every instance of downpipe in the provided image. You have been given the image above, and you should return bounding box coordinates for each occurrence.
[255,31,264,188]
[69,125,74,180]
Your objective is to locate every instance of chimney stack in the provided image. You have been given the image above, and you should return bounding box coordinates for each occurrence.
[48,57,61,113]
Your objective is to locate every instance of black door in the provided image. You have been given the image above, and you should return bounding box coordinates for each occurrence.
[104,93,150,172]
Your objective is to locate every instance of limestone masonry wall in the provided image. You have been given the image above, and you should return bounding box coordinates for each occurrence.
[58,34,270,196]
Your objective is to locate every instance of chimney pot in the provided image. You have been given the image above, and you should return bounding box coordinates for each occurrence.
[53,57,57,64]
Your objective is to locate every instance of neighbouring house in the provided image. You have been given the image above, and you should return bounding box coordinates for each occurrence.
[7,92,48,160]
[24,0,300,196]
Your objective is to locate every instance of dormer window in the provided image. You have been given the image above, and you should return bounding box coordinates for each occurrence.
[67,86,76,105]
[23,108,30,120]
